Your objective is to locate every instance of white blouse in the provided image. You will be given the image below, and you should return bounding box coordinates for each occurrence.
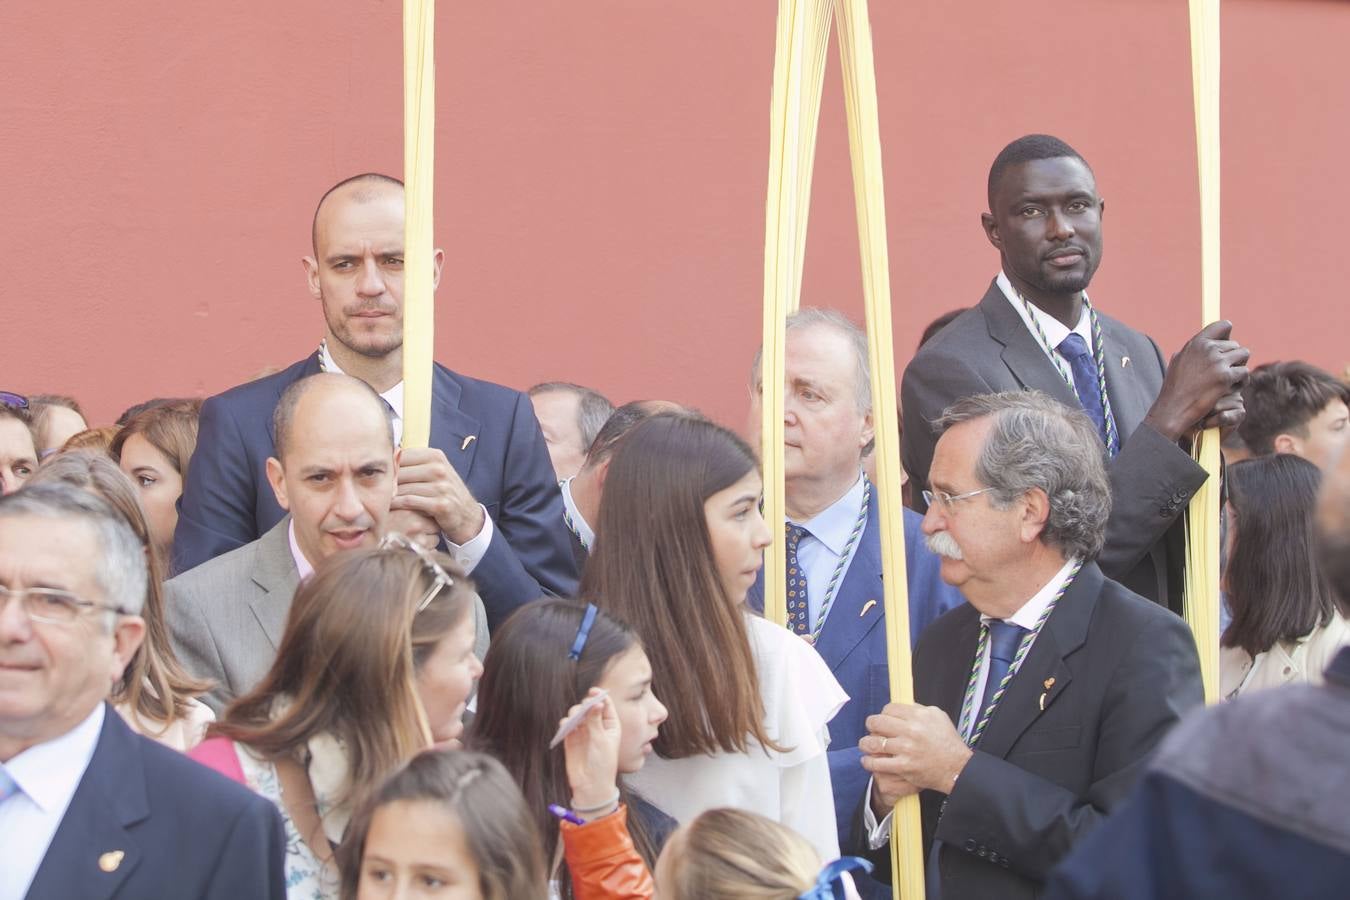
[627,613,848,861]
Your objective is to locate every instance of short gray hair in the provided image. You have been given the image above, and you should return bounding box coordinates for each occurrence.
[936,391,1112,560]
[0,482,148,616]
[528,382,616,452]
[751,308,872,413]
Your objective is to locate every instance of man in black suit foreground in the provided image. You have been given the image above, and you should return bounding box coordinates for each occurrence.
[854,391,1203,899]
[902,134,1249,612]
[0,484,284,899]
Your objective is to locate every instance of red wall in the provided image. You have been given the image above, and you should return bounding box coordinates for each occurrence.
[3,1,1346,430]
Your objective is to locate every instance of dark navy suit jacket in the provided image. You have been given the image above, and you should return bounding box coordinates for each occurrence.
[749,493,963,849]
[24,704,286,900]
[174,354,578,629]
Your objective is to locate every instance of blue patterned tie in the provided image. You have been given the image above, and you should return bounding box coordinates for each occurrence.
[979,619,1027,721]
[1057,333,1111,452]
[786,523,811,636]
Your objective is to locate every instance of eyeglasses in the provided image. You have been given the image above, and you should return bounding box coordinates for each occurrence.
[379,532,454,612]
[0,391,28,410]
[922,487,996,511]
[0,585,131,625]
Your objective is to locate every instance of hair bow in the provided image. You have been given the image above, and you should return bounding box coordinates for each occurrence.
[797,856,874,899]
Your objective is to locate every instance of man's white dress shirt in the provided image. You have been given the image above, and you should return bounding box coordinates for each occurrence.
[0,704,105,900]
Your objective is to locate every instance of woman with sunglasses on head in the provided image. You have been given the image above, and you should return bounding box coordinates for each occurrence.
[190,539,483,898]
[580,414,848,862]
[469,598,669,898]
[26,451,214,750]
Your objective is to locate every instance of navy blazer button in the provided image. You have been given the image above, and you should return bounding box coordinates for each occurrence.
[977,848,987,858]
[964,839,976,852]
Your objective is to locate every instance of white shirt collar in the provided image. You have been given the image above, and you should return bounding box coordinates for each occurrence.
[319,341,406,438]
[559,477,595,550]
[2,703,104,813]
[996,271,1092,352]
[790,473,866,556]
[981,556,1081,631]
[288,519,316,582]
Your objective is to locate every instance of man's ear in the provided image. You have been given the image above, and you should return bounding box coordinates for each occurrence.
[109,616,146,686]
[981,212,1001,251]
[301,256,322,301]
[859,409,876,453]
[431,248,446,291]
[1019,488,1051,544]
[266,457,290,511]
[1273,433,1300,455]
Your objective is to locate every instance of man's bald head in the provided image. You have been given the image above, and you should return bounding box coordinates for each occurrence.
[1317,445,1350,616]
[272,373,395,461]
[311,173,403,257]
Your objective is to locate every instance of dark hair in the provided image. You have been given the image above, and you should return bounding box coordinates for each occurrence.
[116,397,193,427]
[467,600,656,897]
[272,373,394,461]
[339,749,547,900]
[1239,361,1350,456]
[1317,449,1350,617]
[208,547,473,814]
[918,308,968,349]
[988,134,1091,208]
[580,414,783,758]
[583,400,670,468]
[313,173,404,255]
[110,399,203,488]
[1222,455,1336,656]
[528,382,616,454]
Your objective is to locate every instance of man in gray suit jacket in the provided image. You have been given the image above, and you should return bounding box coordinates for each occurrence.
[901,134,1250,612]
[168,373,487,712]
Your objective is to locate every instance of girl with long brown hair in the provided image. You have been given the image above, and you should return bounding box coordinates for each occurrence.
[27,451,214,749]
[190,540,483,898]
[468,599,670,897]
[110,398,202,572]
[580,414,847,861]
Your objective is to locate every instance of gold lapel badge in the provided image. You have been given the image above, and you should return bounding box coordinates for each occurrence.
[1038,677,1056,711]
[99,850,125,873]
[859,599,877,617]
[461,435,477,451]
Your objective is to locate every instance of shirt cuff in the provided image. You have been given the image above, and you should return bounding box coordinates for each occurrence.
[443,504,493,574]
[862,777,893,849]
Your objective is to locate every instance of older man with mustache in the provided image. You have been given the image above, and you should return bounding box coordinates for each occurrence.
[851,391,1203,900]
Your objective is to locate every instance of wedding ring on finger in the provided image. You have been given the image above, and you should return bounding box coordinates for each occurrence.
[880,737,889,754]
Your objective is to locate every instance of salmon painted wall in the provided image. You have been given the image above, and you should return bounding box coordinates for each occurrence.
[3,0,1346,431]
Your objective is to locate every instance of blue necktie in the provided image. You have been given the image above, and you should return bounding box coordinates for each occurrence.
[786,523,811,636]
[979,619,1027,722]
[1057,333,1112,453]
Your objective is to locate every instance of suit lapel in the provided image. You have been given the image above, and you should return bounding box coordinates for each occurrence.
[427,365,482,481]
[815,490,884,672]
[973,564,1100,760]
[979,281,1082,409]
[249,517,302,651]
[26,707,148,900]
[1097,315,1151,436]
[266,353,323,447]
[921,606,983,726]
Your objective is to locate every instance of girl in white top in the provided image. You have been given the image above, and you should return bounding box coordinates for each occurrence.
[581,414,847,861]
[1220,455,1350,698]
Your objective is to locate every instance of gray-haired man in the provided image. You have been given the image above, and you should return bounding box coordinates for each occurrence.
[853,391,1203,900]
[0,484,285,899]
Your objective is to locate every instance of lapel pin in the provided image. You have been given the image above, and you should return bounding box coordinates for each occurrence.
[1121,355,1131,368]
[460,435,477,451]
[1038,677,1056,711]
[860,599,877,617]
[99,850,125,873]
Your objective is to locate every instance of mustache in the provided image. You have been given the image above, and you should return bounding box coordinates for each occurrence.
[925,531,964,561]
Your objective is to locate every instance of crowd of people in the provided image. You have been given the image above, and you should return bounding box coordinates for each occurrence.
[1,133,1348,900]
